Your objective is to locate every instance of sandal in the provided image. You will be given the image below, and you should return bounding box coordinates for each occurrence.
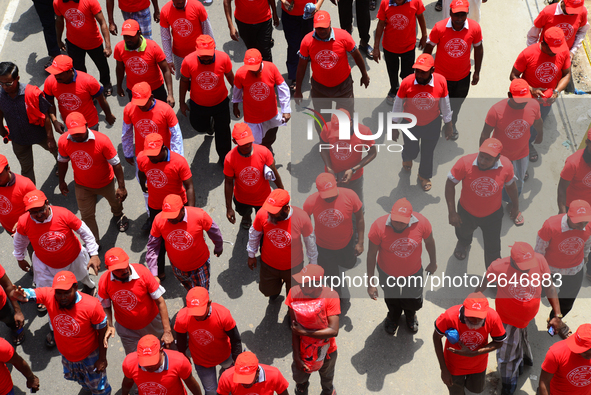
[402,161,412,172]
[435,0,442,11]
[418,175,432,191]
[288,80,296,92]
[37,304,47,317]
[557,322,572,339]
[116,215,129,232]
[45,331,55,348]
[406,315,419,333]
[524,171,529,182]
[240,215,253,230]
[529,144,539,162]
[454,241,468,261]
[514,212,525,226]
[12,327,25,345]
[369,0,376,10]
[103,83,113,97]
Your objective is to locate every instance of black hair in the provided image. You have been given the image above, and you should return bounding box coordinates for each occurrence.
[0,62,18,79]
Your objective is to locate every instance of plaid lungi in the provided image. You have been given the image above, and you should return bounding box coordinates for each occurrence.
[172,258,211,291]
[121,8,152,40]
[62,348,111,395]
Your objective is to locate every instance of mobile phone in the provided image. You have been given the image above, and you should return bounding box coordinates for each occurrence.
[548,326,555,337]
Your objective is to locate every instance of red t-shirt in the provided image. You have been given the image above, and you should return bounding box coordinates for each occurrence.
[17,206,83,269]
[58,130,117,189]
[560,150,591,207]
[160,0,208,58]
[114,39,166,91]
[174,303,236,368]
[223,144,275,206]
[319,124,375,181]
[514,44,571,90]
[397,72,449,126]
[181,50,232,107]
[542,340,591,395]
[0,337,14,395]
[368,213,432,277]
[36,287,106,362]
[122,349,192,395]
[44,71,102,127]
[233,0,271,24]
[299,29,357,87]
[486,254,551,328]
[234,62,283,124]
[123,99,177,158]
[435,305,506,376]
[54,0,103,50]
[534,3,588,50]
[428,18,482,82]
[450,153,515,218]
[218,364,289,395]
[97,263,160,330]
[282,0,316,16]
[150,206,213,271]
[0,265,6,310]
[485,99,541,161]
[377,0,425,53]
[117,0,149,13]
[0,173,35,234]
[137,150,192,210]
[253,206,314,270]
[538,214,591,269]
[303,188,362,250]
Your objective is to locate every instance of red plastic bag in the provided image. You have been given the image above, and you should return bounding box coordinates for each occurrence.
[291,299,329,372]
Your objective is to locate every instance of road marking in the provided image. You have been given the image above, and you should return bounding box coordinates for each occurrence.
[0,0,20,56]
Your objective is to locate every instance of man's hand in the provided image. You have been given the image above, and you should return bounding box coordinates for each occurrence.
[509,203,519,221]
[103,46,112,58]
[291,320,308,336]
[282,113,291,124]
[214,248,223,257]
[116,187,127,202]
[168,62,176,75]
[94,358,108,373]
[140,181,148,193]
[273,15,279,27]
[180,102,189,117]
[14,311,24,329]
[11,286,29,303]
[87,256,100,275]
[534,132,543,144]
[125,157,135,166]
[153,9,160,22]
[391,129,400,142]
[229,26,239,41]
[294,90,303,105]
[47,137,57,153]
[367,286,378,300]
[294,354,309,372]
[425,262,437,275]
[471,72,480,85]
[233,103,241,118]
[372,47,380,63]
[58,40,66,52]
[161,330,174,348]
[105,113,116,125]
[26,374,40,391]
[548,317,563,332]
[247,257,257,270]
[167,94,175,108]
[59,181,69,196]
[443,122,454,140]
[360,74,370,88]
[53,120,65,134]
[448,212,462,227]
[103,326,116,347]
[354,242,364,256]
[418,36,427,50]
[547,91,559,105]
[117,85,125,97]
[448,341,477,357]
[226,208,236,224]
[109,22,118,35]
[530,87,545,98]
[18,260,31,272]
[440,367,453,387]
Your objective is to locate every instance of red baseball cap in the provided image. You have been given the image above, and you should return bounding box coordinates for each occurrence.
[316,173,338,199]
[314,10,331,28]
[463,292,489,319]
[509,78,532,103]
[105,247,130,271]
[292,264,325,285]
[52,270,77,290]
[233,352,259,384]
[131,82,151,106]
[143,133,164,156]
[232,123,255,145]
[0,154,8,170]
[564,0,585,14]
[23,190,47,211]
[262,189,290,214]
[544,27,569,53]
[45,55,73,74]
[450,0,469,13]
[196,35,215,56]
[121,19,140,36]
[161,194,184,219]
[244,49,262,72]
[510,242,538,270]
[137,335,161,366]
[65,112,87,135]
[412,54,434,71]
[479,138,503,157]
[186,287,209,316]
[390,198,412,224]
[568,200,591,223]
[567,324,591,353]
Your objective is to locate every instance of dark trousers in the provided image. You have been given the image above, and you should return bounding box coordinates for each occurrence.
[292,350,337,395]
[189,97,232,160]
[337,0,370,43]
[148,206,166,276]
[383,48,415,95]
[311,75,354,135]
[317,235,357,296]
[233,196,262,218]
[378,266,423,322]
[126,84,167,103]
[0,301,17,332]
[401,116,441,179]
[281,11,313,81]
[261,127,279,154]
[529,102,552,144]
[66,39,111,87]
[549,268,584,319]
[447,73,471,127]
[455,202,503,269]
[235,18,273,62]
[33,0,61,57]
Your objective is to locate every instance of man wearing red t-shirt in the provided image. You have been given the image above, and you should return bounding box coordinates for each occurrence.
[0,155,36,236]
[303,173,364,296]
[558,127,591,213]
[367,197,436,334]
[446,138,519,268]
[121,334,202,395]
[224,123,283,229]
[393,54,453,191]
[45,55,116,133]
[372,0,427,103]
[233,49,291,153]
[433,293,507,394]
[247,189,318,299]
[217,351,289,395]
[107,0,160,40]
[475,242,564,395]
[180,35,235,162]
[99,247,173,355]
[424,0,483,140]
[58,112,128,243]
[287,265,340,395]
[176,287,243,395]
[147,194,223,289]
[0,337,39,394]
[114,19,175,107]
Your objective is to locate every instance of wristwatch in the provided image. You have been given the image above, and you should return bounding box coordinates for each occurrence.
[553,89,560,95]
[556,314,564,319]
[351,167,358,174]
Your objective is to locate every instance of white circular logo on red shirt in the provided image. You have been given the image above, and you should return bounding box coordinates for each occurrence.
[146,169,168,188]
[567,366,591,387]
[444,38,468,58]
[388,238,419,258]
[505,119,529,140]
[64,8,85,28]
[58,93,82,111]
[556,22,575,40]
[138,382,167,395]
[508,283,535,302]
[190,328,214,346]
[315,50,339,69]
[167,229,194,251]
[317,209,344,228]
[172,18,193,37]
[39,231,66,252]
[136,119,158,138]
[0,195,12,215]
[582,172,591,188]
[459,330,484,351]
[196,72,219,90]
[239,166,261,186]
[470,177,499,197]
[126,57,149,75]
[412,92,436,111]
[112,290,138,311]
[70,150,93,170]
[249,82,270,102]
[388,14,409,30]
[558,236,584,256]
[53,314,81,337]
[266,228,291,249]
[535,62,559,84]
[333,141,352,161]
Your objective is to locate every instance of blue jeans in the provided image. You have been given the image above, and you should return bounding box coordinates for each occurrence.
[502,155,528,203]
[194,355,233,395]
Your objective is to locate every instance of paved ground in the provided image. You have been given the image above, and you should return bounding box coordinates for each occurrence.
[1,0,591,394]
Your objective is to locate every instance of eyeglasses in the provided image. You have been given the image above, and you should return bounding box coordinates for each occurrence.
[0,81,16,87]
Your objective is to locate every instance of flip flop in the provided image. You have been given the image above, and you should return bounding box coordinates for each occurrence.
[406,315,419,333]
[45,331,55,348]
[12,327,25,345]
[369,0,376,10]
[435,0,442,11]
[116,215,129,232]
[103,83,113,97]
[524,171,529,182]
[454,241,468,261]
[402,161,412,171]
[514,212,525,226]
[418,175,432,191]
[529,144,539,162]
